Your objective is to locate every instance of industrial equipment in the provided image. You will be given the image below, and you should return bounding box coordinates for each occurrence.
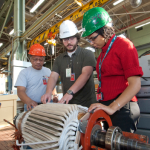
[136,80,150,143]
[13,103,150,150]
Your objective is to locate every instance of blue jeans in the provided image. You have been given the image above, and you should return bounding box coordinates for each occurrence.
[23,145,32,149]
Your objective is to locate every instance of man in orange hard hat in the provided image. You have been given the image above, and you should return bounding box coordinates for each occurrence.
[15,43,58,111]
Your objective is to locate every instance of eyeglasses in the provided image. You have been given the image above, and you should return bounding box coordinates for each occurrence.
[32,58,44,62]
[87,33,99,43]
[63,36,75,42]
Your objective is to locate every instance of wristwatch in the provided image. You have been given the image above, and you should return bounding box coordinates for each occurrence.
[67,90,74,96]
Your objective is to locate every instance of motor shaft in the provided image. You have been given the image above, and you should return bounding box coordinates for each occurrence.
[119,136,150,150]
[91,126,150,150]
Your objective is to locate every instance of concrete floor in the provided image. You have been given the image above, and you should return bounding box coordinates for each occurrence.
[0,125,15,150]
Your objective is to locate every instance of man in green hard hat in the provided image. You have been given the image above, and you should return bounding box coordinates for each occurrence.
[82,7,143,133]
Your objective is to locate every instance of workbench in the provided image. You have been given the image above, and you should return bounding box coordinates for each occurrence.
[0,95,17,127]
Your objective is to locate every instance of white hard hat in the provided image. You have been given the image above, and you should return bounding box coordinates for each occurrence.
[59,20,79,39]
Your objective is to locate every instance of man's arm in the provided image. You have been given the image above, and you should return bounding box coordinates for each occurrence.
[41,71,59,104]
[59,66,93,104]
[17,86,38,110]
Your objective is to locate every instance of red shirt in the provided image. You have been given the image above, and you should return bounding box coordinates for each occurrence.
[96,34,143,101]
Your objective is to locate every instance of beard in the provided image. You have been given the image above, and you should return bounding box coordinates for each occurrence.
[65,41,78,52]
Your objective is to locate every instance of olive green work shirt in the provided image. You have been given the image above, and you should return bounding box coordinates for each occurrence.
[52,46,97,107]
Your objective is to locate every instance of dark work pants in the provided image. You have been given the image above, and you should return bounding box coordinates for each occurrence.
[99,99,140,133]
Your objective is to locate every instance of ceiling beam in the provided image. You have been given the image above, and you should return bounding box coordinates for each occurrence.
[26,0,111,49]
[20,0,72,41]
[0,0,73,58]
[116,17,150,34]
[0,37,9,43]
[0,0,13,38]
[112,1,150,25]
[0,17,4,21]
[114,12,150,29]
[0,0,12,19]
[0,44,11,59]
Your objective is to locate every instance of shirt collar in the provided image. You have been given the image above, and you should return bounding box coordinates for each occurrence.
[102,34,116,53]
[63,46,80,57]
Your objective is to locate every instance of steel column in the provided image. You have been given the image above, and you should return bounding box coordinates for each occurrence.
[13,0,26,61]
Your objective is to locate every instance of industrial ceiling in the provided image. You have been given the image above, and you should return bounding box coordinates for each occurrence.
[0,0,150,72]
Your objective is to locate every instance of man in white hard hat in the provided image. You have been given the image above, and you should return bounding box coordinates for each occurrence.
[41,20,97,107]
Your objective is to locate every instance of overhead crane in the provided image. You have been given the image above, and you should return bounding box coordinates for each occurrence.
[27,0,111,49]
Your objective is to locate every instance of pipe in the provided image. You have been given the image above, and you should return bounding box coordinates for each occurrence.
[20,0,67,41]
[16,140,59,150]
[3,119,16,128]
[109,11,150,16]
[122,5,136,23]
[0,31,13,37]
[116,17,150,34]
[0,0,12,19]
[0,0,13,38]
[16,140,58,146]
[26,0,110,49]
[50,54,52,70]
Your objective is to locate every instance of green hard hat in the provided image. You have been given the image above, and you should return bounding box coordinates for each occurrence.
[82,7,111,37]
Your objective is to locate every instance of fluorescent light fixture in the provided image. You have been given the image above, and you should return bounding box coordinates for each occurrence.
[113,0,124,6]
[78,29,84,33]
[55,13,62,18]
[0,43,3,47]
[9,29,14,35]
[85,47,95,52]
[74,0,83,6]
[30,0,45,13]
[7,52,10,55]
[135,21,150,29]
[44,42,48,45]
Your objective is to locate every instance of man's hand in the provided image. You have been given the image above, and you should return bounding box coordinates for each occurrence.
[58,93,73,104]
[17,86,38,111]
[26,99,38,111]
[41,93,52,104]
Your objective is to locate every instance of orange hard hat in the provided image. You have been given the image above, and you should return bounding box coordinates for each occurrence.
[28,44,46,56]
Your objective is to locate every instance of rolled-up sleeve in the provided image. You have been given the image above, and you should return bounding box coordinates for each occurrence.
[119,38,143,79]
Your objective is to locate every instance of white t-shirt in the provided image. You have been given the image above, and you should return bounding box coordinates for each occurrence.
[15,66,51,103]
[67,50,76,57]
